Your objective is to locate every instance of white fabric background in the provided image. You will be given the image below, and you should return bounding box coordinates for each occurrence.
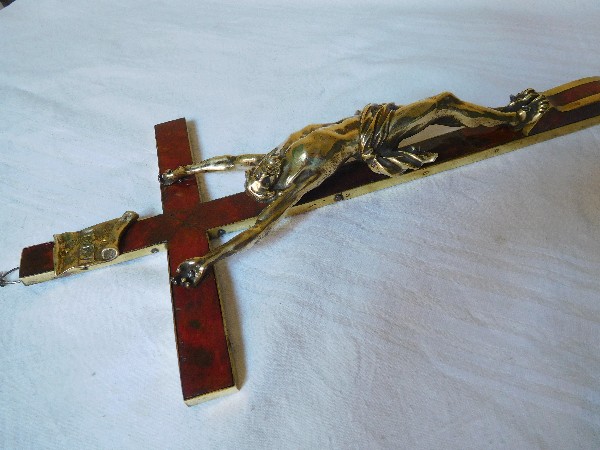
[0,1,599,448]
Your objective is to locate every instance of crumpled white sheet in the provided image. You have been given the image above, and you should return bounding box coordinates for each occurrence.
[0,0,599,448]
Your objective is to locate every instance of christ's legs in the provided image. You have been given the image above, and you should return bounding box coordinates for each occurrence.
[387,89,549,142]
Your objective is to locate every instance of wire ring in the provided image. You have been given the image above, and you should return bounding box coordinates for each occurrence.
[0,267,21,287]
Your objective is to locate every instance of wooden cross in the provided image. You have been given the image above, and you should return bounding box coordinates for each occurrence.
[15,77,600,405]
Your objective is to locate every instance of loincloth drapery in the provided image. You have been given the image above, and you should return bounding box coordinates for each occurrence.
[358,103,438,176]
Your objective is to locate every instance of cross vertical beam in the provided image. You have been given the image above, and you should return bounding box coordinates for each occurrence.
[155,119,237,405]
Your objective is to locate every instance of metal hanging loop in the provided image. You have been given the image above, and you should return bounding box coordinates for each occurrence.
[0,267,21,287]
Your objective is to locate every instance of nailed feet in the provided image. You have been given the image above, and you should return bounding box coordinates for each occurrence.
[501,88,551,133]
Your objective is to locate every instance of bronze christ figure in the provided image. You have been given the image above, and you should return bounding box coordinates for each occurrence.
[161,89,550,287]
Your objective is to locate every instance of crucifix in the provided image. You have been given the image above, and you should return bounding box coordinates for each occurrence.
[2,77,599,406]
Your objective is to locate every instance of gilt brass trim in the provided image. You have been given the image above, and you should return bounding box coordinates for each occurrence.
[542,77,600,96]
[52,211,139,278]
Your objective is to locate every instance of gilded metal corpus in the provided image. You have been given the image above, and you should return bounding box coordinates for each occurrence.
[53,211,139,277]
[163,89,550,288]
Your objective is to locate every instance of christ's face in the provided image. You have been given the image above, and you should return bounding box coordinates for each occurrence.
[245,156,282,202]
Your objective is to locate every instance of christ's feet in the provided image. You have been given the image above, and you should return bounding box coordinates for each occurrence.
[501,88,551,133]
